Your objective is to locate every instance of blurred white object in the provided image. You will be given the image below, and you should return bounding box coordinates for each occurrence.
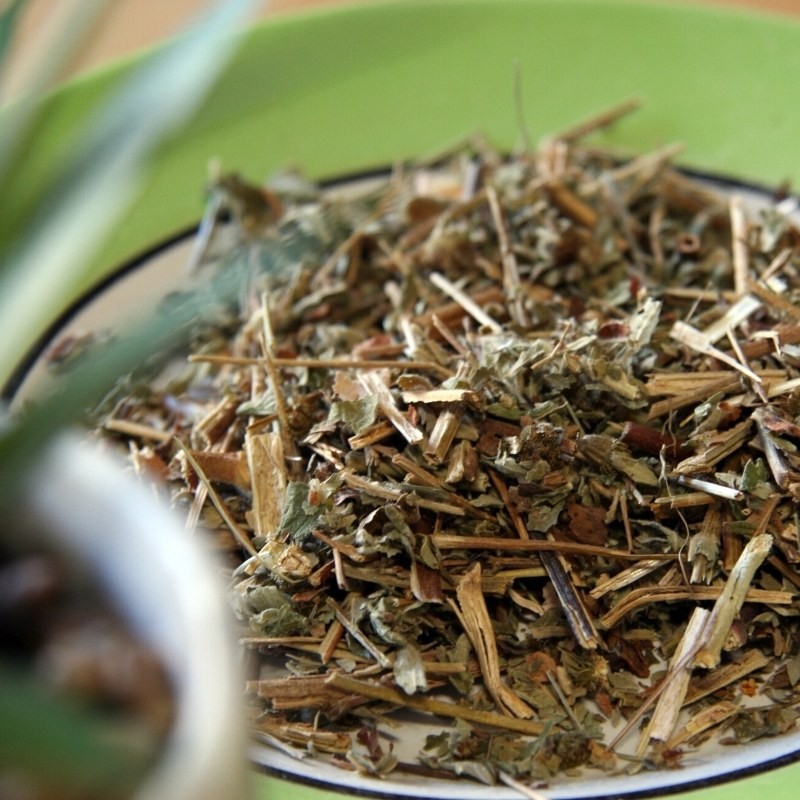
[26,433,248,800]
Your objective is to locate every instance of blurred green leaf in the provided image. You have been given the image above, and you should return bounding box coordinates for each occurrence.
[0,659,150,795]
[0,0,112,179]
[0,0,259,386]
[0,260,246,507]
[0,1,261,790]
[0,0,28,77]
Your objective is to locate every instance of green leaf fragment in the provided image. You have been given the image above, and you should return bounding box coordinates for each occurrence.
[327,395,379,434]
[246,585,308,637]
[277,481,318,541]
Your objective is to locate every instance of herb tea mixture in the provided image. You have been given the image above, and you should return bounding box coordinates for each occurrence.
[92,109,800,785]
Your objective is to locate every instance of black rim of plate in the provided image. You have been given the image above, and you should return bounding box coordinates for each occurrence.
[4,166,800,800]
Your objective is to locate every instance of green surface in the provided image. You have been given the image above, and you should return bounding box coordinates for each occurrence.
[21,1,800,798]
[253,757,800,800]
[30,0,800,296]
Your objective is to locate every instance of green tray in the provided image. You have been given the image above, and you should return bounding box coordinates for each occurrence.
[27,1,800,798]
[32,0,800,294]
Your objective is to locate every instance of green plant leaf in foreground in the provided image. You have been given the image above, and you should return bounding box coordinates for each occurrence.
[0,0,29,81]
[0,659,151,797]
[0,259,245,516]
[0,1,261,792]
[0,0,112,174]
[0,0,260,388]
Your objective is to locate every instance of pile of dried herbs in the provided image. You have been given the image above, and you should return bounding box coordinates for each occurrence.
[92,105,800,786]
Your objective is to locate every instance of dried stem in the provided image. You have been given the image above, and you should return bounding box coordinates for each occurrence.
[694,534,773,669]
[175,439,257,556]
[431,533,676,562]
[449,563,534,717]
[326,673,545,735]
[429,271,503,333]
[554,96,642,143]
[637,607,710,753]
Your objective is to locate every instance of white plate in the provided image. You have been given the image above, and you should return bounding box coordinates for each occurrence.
[7,173,800,800]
